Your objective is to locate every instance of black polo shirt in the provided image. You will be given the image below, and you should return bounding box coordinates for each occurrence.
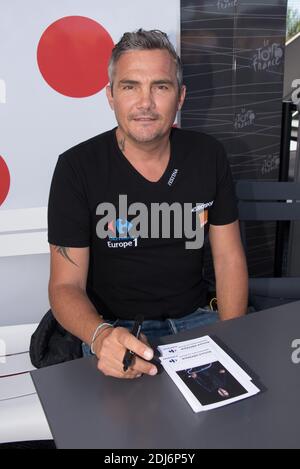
[48,127,238,320]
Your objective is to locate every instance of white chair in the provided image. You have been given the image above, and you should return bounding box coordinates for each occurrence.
[0,323,52,443]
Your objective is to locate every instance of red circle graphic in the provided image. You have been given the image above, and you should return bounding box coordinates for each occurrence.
[37,16,114,98]
[0,156,10,206]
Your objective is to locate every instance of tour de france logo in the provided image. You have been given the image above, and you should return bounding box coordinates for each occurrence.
[217,0,237,9]
[234,108,255,130]
[252,39,283,72]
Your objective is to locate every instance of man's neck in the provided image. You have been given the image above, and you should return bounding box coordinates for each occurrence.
[116,127,171,164]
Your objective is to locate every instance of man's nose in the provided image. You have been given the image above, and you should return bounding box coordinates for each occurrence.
[136,88,155,109]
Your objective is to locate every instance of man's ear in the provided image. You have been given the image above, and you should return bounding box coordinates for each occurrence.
[177,85,186,111]
[106,85,114,110]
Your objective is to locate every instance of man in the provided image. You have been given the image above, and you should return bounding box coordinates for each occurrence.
[48,29,248,380]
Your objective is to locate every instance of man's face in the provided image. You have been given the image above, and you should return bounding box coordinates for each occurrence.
[106,49,186,144]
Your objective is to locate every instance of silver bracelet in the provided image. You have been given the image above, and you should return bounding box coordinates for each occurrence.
[90,322,113,355]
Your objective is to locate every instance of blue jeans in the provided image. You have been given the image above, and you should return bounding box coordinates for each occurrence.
[82,305,218,357]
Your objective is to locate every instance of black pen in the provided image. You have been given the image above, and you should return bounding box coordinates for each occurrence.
[123,314,144,372]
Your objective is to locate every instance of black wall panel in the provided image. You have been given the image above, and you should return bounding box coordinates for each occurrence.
[181,0,288,279]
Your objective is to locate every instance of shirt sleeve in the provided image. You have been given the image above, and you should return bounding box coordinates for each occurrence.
[208,142,238,225]
[47,154,90,247]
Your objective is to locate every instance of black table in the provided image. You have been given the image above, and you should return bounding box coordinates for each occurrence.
[31,301,300,448]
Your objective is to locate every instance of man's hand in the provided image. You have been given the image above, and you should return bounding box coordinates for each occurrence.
[92,327,158,379]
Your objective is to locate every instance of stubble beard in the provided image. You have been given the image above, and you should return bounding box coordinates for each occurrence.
[127,126,165,144]
[125,115,168,145]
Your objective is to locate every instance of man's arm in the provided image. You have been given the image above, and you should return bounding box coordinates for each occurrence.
[208,220,248,320]
[49,244,105,345]
[48,244,156,378]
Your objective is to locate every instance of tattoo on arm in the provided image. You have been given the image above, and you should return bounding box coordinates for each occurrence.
[54,246,78,266]
[118,137,125,152]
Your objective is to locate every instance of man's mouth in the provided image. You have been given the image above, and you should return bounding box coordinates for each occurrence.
[133,117,156,121]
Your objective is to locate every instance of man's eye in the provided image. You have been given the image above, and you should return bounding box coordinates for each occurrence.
[123,85,134,90]
[157,85,168,90]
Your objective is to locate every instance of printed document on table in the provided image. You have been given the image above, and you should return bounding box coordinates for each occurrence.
[157,336,260,412]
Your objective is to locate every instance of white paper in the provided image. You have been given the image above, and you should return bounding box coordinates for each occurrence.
[158,336,260,412]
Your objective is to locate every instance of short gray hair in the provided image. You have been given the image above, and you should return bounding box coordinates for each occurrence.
[108,29,183,91]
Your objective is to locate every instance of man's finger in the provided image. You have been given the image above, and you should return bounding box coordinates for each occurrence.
[118,328,154,361]
[98,353,142,379]
[130,356,157,376]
